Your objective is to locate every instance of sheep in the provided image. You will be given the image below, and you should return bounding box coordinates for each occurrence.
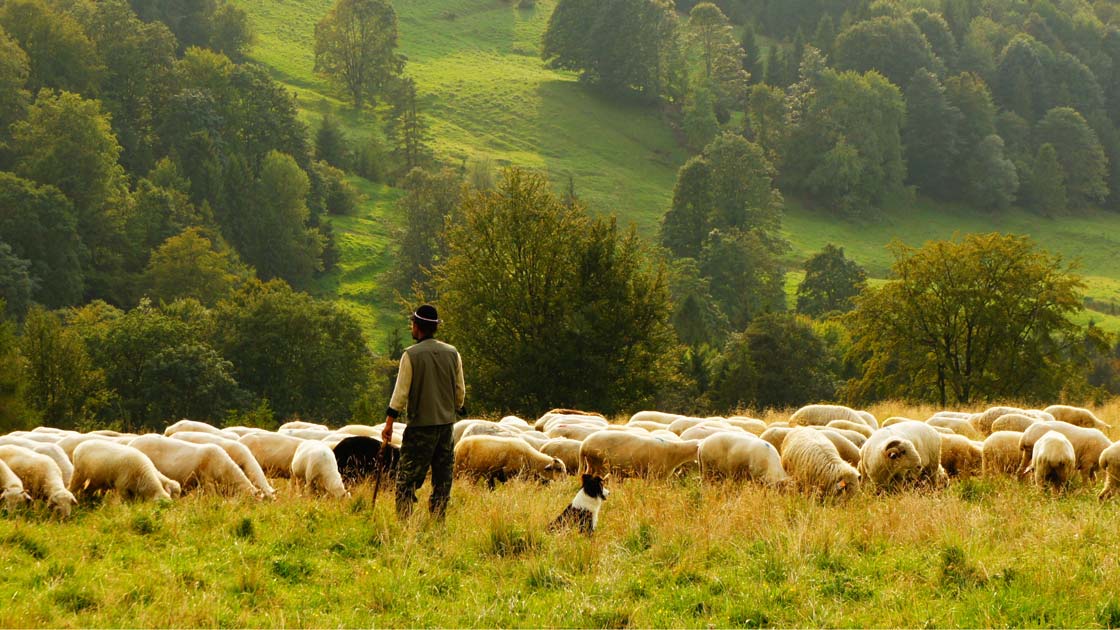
[760,426,794,453]
[279,420,331,432]
[499,416,532,431]
[926,416,983,440]
[726,417,767,435]
[939,434,984,477]
[164,419,239,440]
[56,433,114,458]
[813,426,867,448]
[1027,431,1076,491]
[461,421,523,441]
[780,427,860,497]
[679,423,745,442]
[131,435,258,496]
[627,420,671,432]
[626,410,682,426]
[881,416,919,428]
[371,422,406,448]
[651,429,682,441]
[454,436,566,486]
[1043,405,1111,432]
[535,412,607,433]
[817,429,862,467]
[0,445,76,516]
[930,411,972,420]
[220,426,270,437]
[698,432,789,486]
[789,404,867,428]
[239,432,305,477]
[0,436,73,486]
[1025,410,1058,423]
[826,420,873,439]
[332,435,398,482]
[768,421,790,429]
[547,423,604,442]
[290,440,349,498]
[666,416,710,435]
[859,421,944,490]
[69,441,171,501]
[540,438,583,474]
[0,457,30,509]
[30,426,72,435]
[1017,421,1111,479]
[856,410,879,430]
[982,431,1024,476]
[6,431,66,444]
[279,428,332,440]
[972,406,1024,436]
[1097,442,1120,501]
[579,432,699,479]
[170,431,276,498]
[517,431,550,450]
[990,413,1039,434]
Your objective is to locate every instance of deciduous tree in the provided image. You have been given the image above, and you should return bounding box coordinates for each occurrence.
[313,0,403,109]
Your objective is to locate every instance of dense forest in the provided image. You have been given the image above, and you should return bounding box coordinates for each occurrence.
[1,0,1119,431]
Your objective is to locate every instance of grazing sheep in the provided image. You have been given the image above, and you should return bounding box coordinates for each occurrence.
[651,429,682,441]
[579,432,700,479]
[626,411,682,426]
[667,416,709,435]
[332,435,398,482]
[726,417,767,435]
[760,426,794,453]
[1096,442,1120,501]
[881,416,919,428]
[780,427,860,497]
[0,436,73,486]
[517,431,550,450]
[499,416,532,431]
[335,424,381,438]
[70,441,171,501]
[856,411,879,430]
[239,432,305,477]
[698,432,790,486]
[131,435,257,496]
[461,421,523,441]
[0,445,77,516]
[547,423,603,442]
[939,434,983,477]
[627,420,671,432]
[536,412,607,433]
[56,434,114,458]
[930,411,972,420]
[813,426,867,448]
[990,413,1039,434]
[1025,410,1057,423]
[926,416,983,440]
[859,421,944,490]
[982,431,1024,476]
[291,440,349,498]
[818,429,862,467]
[826,420,873,439]
[170,431,276,498]
[454,436,566,486]
[972,406,1024,436]
[220,426,269,438]
[164,419,239,440]
[279,421,331,432]
[679,423,744,442]
[0,457,30,508]
[6,431,66,444]
[279,428,332,440]
[540,438,583,475]
[789,404,867,428]
[1028,431,1076,491]
[1017,421,1111,479]
[30,426,71,435]
[1043,405,1111,432]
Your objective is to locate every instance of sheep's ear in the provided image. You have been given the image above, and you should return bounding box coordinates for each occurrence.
[21,491,31,500]
[885,439,904,459]
[836,479,848,490]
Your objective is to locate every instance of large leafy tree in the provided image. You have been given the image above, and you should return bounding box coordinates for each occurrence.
[313,0,403,109]
[392,168,462,293]
[0,244,33,320]
[0,28,30,132]
[698,228,786,330]
[846,233,1084,406]
[0,173,84,308]
[796,244,867,317]
[833,16,943,87]
[0,0,102,95]
[1035,107,1109,208]
[903,68,961,197]
[685,3,749,114]
[434,168,678,415]
[142,227,250,306]
[20,305,107,428]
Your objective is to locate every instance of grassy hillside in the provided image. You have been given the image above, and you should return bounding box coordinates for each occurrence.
[234,0,1120,339]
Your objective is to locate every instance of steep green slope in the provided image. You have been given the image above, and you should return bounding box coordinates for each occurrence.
[234,0,1120,337]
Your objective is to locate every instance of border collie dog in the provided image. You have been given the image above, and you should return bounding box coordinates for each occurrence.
[550,474,608,535]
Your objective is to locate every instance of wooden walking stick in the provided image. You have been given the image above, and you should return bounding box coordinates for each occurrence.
[371,440,389,506]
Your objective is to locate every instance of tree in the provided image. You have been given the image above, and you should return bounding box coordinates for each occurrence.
[214,281,372,421]
[0,243,34,321]
[392,167,463,293]
[20,305,107,427]
[209,3,254,61]
[140,340,246,423]
[994,34,1053,121]
[433,168,678,415]
[315,114,351,169]
[660,155,711,258]
[961,134,1018,210]
[747,83,786,159]
[909,9,958,71]
[845,233,1084,406]
[681,80,719,150]
[699,228,786,330]
[710,313,835,410]
[667,257,727,347]
[0,0,102,95]
[903,68,961,197]
[0,173,84,308]
[313,0,403,109]
[685,3,749,114]
[0,306,31,431]
[0,28,30,132]
[142,227,250,306]
[833,16,943,87]
[796,244,867,317]
[387,76,431,174]
[1025,143,1067,215]
[1035,107,1109,207]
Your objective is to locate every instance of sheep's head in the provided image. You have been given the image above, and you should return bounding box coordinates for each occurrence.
[541,458,566,482]
[1,488,29,509]
[831,469,860,496]
[50,490,77,518]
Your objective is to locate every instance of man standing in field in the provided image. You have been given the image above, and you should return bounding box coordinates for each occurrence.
[383,304,466,519]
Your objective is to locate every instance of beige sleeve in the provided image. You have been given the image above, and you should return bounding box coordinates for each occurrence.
[455,352,466,410]
[387,352,412,416]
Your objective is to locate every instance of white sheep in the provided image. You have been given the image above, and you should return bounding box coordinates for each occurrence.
[0,445,76,516]
[0,436,73,486]
[1017,421,1111,479]
[170,431,275,498]
[679,422,745,442]
[972,406,1024,436]
[499,416,532,430]
[279,420,331,432]
[1028,431,1076,490]
[1043,405,1111,432]
[780,427,860,497]
[817,429,863,467]
[279,428,333,440]
[725,417,767,435]
[517,431,550,451]
[814,426,867,449]
[698,432,790,486]
[535,412,608,433]
[540,438,583,474]
[1096,442,1120,501]
[546,423,604,441]
[579,431,699,479]
[760,426,794,453]
[789,404,869,429]
[69,441,172,501]
[939,434,983,477]
[460,421,523,441]
[0,457,30,508]
[926,416,983,440]
[856,410,879,430]
[220,426,269,437]
[164,419,239,440]
[826,420,873,438]
[982,431,1024,476]
[627,420,672,432]
[239,432,306,477]
[131,435,258,496]
[335,424,380,438]
[291,440,349,498]
[859,421,944,490]
[454,435,566,485]
[626,410,682,426]
[990,413,1039,434]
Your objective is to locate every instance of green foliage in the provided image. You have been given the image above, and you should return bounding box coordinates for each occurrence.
[833,16,944,87]
[0,173,84,308]
[392,167,463,294]
[796,244,867,317]
[312,161,362,216]
[0,244,33,320]
[315,114,351,170]
[846,233,1085,405]
[994,34,1052,122]
[903,69,961,197]
[0,27,30,131]
[961,134,1018,211]
[0,306,30,430]
[214,281,372,422]
[681,81,718,151]
[20,305,107,428]
[128,0,252,59]
[699,228,786,330]
[434,168,678,415]
[0,0,102,95]
[660,156,711,259]
[386,76,432,175]
[746,83,785,159]
[685,3,748,115]
[1035,107,1109,208]
[667,257,727,347]
[1024,143,1067,216]
[313,0,403,109]
[142,227,250,307]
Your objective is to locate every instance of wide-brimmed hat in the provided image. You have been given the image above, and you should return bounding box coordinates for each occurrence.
[410,304,442,324]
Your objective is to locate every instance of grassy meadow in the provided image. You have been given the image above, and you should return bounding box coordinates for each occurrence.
[5,401,1120,627]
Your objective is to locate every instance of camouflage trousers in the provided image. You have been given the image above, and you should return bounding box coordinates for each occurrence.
[395,423,454,519]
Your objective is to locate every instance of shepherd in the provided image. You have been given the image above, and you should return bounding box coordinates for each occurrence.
[383,304,467,519]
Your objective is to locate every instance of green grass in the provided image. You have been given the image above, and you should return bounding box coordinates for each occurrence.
[6,473,1120,626]
[234,0,1120,337]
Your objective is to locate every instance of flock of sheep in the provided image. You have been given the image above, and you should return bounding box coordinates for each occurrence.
[1,402,1117,519]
